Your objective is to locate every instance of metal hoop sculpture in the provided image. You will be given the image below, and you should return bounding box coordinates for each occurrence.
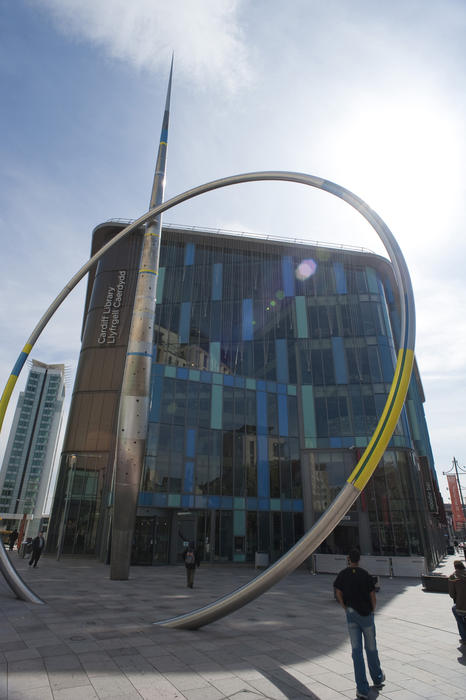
[0,172,415,621]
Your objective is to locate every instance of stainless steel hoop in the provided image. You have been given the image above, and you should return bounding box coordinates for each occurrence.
[0,172,415,619]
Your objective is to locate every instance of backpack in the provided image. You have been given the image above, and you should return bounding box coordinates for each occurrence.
[185,549,195,565]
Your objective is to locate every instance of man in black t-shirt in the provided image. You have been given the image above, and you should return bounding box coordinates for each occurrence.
[334,549,385,699]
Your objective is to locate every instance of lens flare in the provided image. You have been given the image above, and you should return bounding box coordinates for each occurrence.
[295,259,317,281]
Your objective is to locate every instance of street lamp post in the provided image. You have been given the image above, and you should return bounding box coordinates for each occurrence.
[443,457,466,541]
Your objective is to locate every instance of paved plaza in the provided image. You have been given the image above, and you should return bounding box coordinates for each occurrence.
[0,552,464,700]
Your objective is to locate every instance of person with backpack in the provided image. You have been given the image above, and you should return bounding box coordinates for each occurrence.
[183,541,200,588]
[448,560,466,643]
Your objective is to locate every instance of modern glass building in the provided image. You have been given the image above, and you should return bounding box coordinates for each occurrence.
[47,221,445,568]
[0,360,65,537]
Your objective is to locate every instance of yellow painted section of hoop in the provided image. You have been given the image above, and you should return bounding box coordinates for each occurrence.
[0,375,19,429]
[348,348,414,492]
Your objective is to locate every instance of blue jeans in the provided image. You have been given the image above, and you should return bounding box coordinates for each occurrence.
[346,607,383,695]
[452,606,466,640]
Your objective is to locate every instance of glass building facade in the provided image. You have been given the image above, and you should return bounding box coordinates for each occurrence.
[47,223,445,569]
[0,360,65,537]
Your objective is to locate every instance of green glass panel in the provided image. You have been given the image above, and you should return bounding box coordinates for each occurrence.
[234,497,246,509]
[209,341,220,372]
[365,266,379,294]
[212,373,223,385]
[270,498,281,511]
[355,436,367,447]
[295,296,308,338]
[407,400,420,440]
[287,385,297,396]
[168,494,181,507]
[305,437,317,448]
[301,385,316,438]
[189,369,200,381]
[164,366,176,378]
[156,267,165,303]
[211,385,223,429]
[233,509,246,536]
[246,378,256,390]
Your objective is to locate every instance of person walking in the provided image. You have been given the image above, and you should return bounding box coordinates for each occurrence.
[8,529,19,551]
[448,560,466,643]
[183,541,200,588]
[28,531,45,568]
[334,549,385,699]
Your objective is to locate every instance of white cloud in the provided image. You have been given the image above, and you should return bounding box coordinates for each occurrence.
[36,0,251,91]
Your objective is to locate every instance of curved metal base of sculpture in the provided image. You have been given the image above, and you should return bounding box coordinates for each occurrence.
[0,172,415,616]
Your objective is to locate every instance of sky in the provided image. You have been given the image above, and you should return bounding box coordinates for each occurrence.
[1,0,466,506]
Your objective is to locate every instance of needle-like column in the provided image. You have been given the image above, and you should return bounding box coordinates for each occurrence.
[110,56,173,580]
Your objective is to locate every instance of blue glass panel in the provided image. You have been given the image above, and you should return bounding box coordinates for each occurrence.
[208,495,221,509]
[224,375,234,386]
[183,461,195,493]
[181,495,194,508]
[186,428,196,458]
[212,263,223,300]
[258,498,269,511]
[282,256,295,297]
[275,339,289,383]
[332,337,348,384]
[257,380,266,392]
[267,381,277,393]
[278,394,289,436]
[234,376,245,388]
[295,297,308,338]
[221,497,233,509]
[257,435,270,500]
[333,262,347,294]
[156,267,165,303]
[209,341,220,372]
[153,363,164,376]
[242,299,254,340]
[200,370,212,383]
[341,436,355,448]
[154,493,168,507]
[277,383,287,394]
[282,498,292,511]
[149,376,163,422]
[379,344,395,382]
[179,301,191,343]
[195,495,208,508]
[256,391,268,436]
[247,497,257,510]
[292,499,304,512]
[184,242,195,266]
[176,367,188,380]
[330,437,342,447]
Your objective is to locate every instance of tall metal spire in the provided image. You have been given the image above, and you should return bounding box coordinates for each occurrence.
[110,56,173,580]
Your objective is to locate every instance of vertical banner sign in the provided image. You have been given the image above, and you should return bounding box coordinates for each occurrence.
[447,475,465,531]
[419,457,438,514]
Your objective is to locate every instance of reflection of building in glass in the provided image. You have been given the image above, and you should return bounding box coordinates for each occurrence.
[47,222,446,568]
[0,360,65,537]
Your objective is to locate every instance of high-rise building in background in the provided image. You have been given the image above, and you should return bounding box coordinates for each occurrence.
[47,222,446,569]
[0,360,65,538]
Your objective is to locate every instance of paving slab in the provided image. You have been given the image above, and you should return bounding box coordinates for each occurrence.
[0,551,464,699]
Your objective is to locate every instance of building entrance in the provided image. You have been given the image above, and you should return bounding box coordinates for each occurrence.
[132,515,170,565]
